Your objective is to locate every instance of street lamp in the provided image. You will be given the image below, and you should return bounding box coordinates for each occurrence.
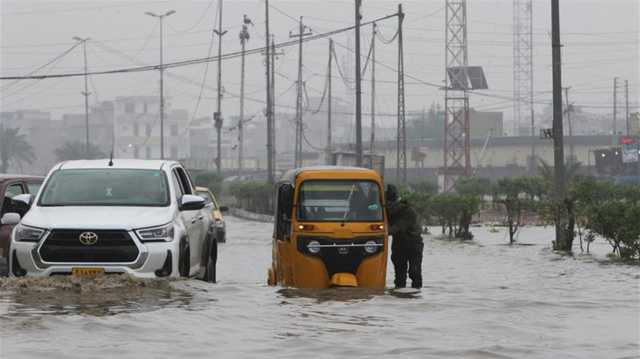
[72,36,91,158]
[145,10,176,159]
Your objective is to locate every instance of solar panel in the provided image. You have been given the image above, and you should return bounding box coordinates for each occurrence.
[446,66,488,90]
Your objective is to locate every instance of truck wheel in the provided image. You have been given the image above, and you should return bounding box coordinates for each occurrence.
[203,235,217,283]
[179,238,190,278]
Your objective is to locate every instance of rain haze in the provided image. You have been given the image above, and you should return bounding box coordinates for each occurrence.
[0,1,639,359]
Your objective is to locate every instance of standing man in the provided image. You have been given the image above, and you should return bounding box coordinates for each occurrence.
[385,184,424,289]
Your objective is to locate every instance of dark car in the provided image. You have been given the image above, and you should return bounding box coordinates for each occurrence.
[0,175,44,276]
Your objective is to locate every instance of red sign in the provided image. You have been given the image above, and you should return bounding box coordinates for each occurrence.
[620,136,636,145]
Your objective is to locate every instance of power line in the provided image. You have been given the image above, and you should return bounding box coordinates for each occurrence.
[166,0,216,34]
[1,42,81,94]
[185,1,218,136]
[1,12,399,81]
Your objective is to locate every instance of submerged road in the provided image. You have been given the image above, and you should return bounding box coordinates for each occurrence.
[0,216,638,358]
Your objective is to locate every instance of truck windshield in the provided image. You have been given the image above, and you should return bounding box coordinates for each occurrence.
[298,180,383,222]
[39,169,170,207]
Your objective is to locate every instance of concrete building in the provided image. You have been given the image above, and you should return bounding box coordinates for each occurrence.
[111,96,190,161]
[340,134,615,182]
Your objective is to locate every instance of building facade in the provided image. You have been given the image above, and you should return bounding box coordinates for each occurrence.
[111,96,190,161]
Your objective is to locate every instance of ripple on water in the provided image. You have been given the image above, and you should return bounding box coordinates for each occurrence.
[0,275,201,318]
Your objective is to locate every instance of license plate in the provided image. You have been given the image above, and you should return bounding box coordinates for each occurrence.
[72,267,105,277]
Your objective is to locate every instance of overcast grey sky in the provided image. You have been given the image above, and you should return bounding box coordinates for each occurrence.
[1,0,638,139]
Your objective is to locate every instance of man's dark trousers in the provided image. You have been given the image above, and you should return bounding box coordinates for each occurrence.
[391,241,423,289]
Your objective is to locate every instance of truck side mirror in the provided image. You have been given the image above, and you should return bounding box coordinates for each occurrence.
[1,213,21,226]
[180,194,206,211]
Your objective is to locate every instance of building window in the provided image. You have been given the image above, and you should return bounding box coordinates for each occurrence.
[133,123,139,136]
[170,124,178,136]
[143,103,148,113]
[170,146,178,159]
[133,146,139,158]
[145,124,152,136]
[125,102,135,114]
[146,146,151,159]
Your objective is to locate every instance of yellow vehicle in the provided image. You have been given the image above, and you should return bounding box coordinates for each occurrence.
[267,166,388,289]
[195,186,228,243]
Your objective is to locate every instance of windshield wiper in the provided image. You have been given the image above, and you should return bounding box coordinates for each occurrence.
[342,184,357,220]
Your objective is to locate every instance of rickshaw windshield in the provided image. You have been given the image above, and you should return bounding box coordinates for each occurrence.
[297,180,383,222]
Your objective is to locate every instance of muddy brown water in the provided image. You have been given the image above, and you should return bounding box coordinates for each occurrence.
[1,217,638,358]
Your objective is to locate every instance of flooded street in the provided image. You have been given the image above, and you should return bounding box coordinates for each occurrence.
[1,216,638,359]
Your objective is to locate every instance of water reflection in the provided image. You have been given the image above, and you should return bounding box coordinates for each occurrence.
[277,287,383,303]
[0,275,195,317]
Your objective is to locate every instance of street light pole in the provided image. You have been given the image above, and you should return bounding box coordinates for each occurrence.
[73,36,91,158]
[145,10,176,160]
[354,0,363,167]
[238,15,251,174]
[213,1,227,173]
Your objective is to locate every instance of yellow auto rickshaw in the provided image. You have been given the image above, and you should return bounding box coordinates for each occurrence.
[267,166,388,289]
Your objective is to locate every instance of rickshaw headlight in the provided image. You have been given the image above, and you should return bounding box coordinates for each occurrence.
[307,240,321,254]
[364,240,378,254]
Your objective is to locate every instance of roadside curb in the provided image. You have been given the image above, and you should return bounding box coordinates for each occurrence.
[230,208,274,223]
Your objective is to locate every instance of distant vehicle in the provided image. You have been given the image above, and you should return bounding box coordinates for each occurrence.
[268,166,389,289]
[0,175,44,276]
[4,159,217,281]
[195,186,228,243]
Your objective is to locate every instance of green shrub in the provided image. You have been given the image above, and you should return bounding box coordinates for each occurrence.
[228,181,274,215]
[192,171,224,196]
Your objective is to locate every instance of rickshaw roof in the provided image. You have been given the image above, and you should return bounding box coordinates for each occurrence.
[278,166,382,186]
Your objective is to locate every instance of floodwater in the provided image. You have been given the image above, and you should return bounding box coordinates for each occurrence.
[1,217,638,359]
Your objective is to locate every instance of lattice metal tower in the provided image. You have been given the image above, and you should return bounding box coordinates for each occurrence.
[443,0,470,192]
[513,0,534,140]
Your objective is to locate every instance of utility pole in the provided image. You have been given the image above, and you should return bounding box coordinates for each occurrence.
[625,79,629,136]
[370,23,376,168]
[326,39,333,164]
[73,36,91,157]
[564,86,574,162]
[397,4,407,184]
[551,0,568,251]
[354,0,363,167]
[238,15,251,174]
[264,0,274,184]
[270,36,282,174]
[213,1,227,172]
[290,17,312,168]
[613,77,618,146]
[145,9,176,160]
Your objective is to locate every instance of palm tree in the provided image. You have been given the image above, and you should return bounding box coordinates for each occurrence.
[537,158,582,193]
[0,126,35,173]
[54,141,106,162]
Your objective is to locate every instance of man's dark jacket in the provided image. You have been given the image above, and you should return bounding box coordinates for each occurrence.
[387,199,423,248]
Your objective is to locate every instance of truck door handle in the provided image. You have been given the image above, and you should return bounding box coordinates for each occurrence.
[191,218,197,224]
[198,215,204,220]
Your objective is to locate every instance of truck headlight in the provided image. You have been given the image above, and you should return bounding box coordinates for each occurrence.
[136,223,175,242]
[15,223,46,242]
